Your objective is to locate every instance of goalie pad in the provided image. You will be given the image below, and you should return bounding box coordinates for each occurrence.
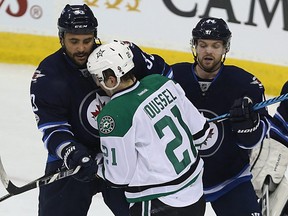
[269,176,288,216]
[250,137,288,198]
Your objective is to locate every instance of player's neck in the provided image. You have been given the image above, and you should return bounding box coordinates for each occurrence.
[194,64,220,80]
[112,78,136,95]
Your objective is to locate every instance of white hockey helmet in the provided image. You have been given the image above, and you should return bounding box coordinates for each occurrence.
[87,40,134,90]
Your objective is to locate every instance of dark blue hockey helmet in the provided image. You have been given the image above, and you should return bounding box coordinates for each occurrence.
[58,4,98,38]
[192,17,231,51]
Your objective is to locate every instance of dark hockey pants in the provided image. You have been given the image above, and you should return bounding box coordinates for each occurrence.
[210,181,262,216]
[38,160,129,216]
[129,195,206,216]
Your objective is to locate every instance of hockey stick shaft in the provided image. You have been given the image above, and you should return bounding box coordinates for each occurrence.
[261,176,270,216]
[0,156,80,202]
[208,93,288,123]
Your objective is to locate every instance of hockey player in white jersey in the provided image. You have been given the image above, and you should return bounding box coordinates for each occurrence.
[87,40,212,216]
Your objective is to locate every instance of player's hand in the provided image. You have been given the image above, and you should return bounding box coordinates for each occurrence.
[61,142,98,182]
[229,96,260,133]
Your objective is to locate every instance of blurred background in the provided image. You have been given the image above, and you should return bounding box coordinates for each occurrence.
[0,0,287,94]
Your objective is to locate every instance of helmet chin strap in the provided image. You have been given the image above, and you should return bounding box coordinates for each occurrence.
[100,77,121,91]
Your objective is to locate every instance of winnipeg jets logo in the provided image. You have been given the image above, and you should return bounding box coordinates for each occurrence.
[205,19,216,24]
[91,96,106,120]
[195,128,214,148]
[196,109,225,158]
[73,9,85,15]
[250,76,263,88]
[32,70,45,83]
[80,89,110,138]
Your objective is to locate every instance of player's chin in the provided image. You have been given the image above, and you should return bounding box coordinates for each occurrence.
[74,57,88,67]
[203,65,217,73]
[202,58,214,66]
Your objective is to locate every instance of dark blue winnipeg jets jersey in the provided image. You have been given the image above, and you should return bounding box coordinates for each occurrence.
[30,43,171,163]
[170,62,269,201]
[270,81,288,146]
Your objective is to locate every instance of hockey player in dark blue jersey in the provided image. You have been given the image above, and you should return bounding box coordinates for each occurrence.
[30,4,171,216]
[169,17,269,215]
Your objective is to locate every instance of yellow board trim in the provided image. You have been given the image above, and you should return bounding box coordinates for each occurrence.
[1,32,287,95]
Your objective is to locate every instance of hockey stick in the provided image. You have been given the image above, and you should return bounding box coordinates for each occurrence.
[0,156,81,202]
[261,176,271,216]
[208,93,288,123]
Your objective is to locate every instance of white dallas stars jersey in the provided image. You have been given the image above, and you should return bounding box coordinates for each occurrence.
[97,74,210,204]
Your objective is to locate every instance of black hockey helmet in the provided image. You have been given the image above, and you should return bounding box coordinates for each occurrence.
[192,17,231,51]
[58,4,98,38]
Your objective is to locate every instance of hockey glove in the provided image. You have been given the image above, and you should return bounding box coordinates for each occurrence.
[229,96,260,133]
[60,142,98,182]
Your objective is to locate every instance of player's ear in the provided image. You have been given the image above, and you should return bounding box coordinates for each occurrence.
[108,75,117,86]
[222,45,228,55]
[59,37,64,46]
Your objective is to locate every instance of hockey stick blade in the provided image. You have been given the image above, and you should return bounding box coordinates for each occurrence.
[0,156,80,202]
[208,93,288,123]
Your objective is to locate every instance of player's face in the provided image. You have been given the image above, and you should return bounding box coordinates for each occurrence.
[62,33,95,67]
[195,39,226,73]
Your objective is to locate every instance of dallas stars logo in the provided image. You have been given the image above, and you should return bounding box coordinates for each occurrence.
[99,115,115,134]
[96,49,105,58]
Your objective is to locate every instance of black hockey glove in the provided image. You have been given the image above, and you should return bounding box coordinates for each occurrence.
[229,96,260,133]
[61,142,98,182]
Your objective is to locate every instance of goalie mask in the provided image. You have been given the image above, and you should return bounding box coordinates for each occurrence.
[87,40,135,91]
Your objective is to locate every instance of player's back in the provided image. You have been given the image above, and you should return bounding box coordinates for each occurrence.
[98,74,209,202]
